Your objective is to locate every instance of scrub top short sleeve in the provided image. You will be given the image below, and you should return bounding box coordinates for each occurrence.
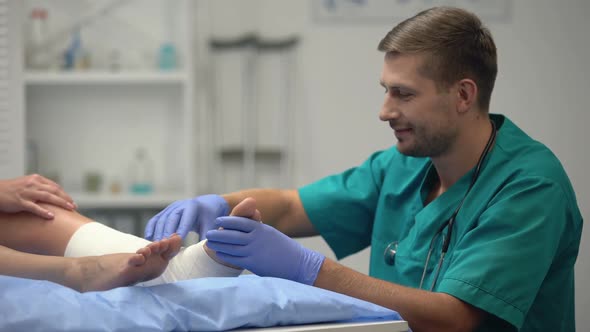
[298,148,397,259]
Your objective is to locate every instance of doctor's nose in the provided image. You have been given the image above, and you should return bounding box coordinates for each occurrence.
[379,93,401,121]
[379,103,401,122]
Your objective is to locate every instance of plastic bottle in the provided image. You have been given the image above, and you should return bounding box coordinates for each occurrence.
[157,42,177,70]
[128,148,155,194]
[63,28,91,71]
[63,29,81,70]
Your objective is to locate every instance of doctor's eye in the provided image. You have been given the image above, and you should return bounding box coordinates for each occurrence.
[391,88,414,100]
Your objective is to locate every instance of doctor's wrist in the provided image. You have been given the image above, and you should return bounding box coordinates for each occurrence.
[296,248,326,286]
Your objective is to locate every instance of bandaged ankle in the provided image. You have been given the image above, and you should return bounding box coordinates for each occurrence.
[64,222,243,286]
[141,240,243,286]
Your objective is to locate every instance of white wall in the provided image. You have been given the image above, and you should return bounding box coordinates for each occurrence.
[204,0,590,329]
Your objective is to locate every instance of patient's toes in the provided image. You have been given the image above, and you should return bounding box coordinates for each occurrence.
[128,253,147,266]
[146,241,163,254]
[231,197,261,221]
[252,209,262,222]
[136,246,152,257]
[159,238,170,253]
[164,234,182,259]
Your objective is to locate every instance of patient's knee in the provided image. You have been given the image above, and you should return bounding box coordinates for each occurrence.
[38,203,93,224]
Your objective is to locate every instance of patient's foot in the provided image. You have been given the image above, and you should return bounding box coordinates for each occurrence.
[204,197,261,267]
[65,234,182,292]
[229,197,262,222]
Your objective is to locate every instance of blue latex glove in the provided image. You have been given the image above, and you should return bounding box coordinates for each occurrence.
[144,194,229,241]
[206,216,325,285]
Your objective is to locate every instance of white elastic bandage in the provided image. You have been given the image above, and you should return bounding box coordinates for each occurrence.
[64,222,242,286]
[64,222,150,257]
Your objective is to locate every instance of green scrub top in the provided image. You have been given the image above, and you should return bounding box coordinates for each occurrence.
[299,114,583,332]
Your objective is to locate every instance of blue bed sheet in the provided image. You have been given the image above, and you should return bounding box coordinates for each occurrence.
[0,274,403,331]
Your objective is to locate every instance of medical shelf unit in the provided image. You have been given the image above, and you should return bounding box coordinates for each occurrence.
[0,0,26,179]
[15,0,197,211]
[24,71,188,85]
[209,35,298,193]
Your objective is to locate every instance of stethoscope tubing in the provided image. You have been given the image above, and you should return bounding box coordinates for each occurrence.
[418,120,497,291]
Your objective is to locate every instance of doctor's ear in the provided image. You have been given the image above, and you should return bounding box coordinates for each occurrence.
[455,78,478,113]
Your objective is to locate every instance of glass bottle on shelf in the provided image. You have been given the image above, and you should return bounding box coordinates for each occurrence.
[63,28,91,71]
[26,8,50,70]
[128,148,154,195]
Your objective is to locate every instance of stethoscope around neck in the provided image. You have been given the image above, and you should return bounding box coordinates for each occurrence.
[383,120,497,291]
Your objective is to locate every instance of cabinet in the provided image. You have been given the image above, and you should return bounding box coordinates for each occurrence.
[0,1,301,236]
[19,0,196,210]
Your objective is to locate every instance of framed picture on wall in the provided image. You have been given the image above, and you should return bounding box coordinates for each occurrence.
[312,0,512,24]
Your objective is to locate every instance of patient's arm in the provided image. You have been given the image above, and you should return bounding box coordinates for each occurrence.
[0,235,181,292]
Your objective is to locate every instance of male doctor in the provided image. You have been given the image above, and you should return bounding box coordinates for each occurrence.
[146,7,583,332]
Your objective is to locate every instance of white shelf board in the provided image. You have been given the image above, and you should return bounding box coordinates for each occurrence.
[24,71,188,85]
[218,145,285,155]
[71,192,188,209]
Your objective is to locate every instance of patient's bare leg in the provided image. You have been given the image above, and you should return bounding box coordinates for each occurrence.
[0,235,181,292]
[204,197,262,266]
[61,205,250,284]
[0,201,252,285]
[0,204,92,256]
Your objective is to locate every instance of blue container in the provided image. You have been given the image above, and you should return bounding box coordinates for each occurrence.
[158,42,177,70]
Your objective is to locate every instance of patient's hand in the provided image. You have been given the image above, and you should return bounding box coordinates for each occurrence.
[65,234,182,292]
[0,174,76,219]
[204,197,261,268]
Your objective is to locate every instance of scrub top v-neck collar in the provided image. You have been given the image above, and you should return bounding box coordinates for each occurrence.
[415,162,473,227]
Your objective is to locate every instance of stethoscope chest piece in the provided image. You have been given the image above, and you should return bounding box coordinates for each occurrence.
[384,241,398,266]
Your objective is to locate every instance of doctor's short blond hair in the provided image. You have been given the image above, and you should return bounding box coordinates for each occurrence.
[378,6,497,111]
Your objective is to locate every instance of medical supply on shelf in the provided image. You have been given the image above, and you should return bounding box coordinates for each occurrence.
[157,42,177,70]
[84,171,103,193]
[109,178,122,194]
[26,8,51,70]
[63,28,91,70]
[129,148,154,194]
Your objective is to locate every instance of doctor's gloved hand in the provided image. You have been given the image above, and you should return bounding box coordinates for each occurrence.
[144,194,229,241]
[206,216,325,285]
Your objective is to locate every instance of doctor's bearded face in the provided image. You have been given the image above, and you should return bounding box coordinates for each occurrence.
[378,53,459,158]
